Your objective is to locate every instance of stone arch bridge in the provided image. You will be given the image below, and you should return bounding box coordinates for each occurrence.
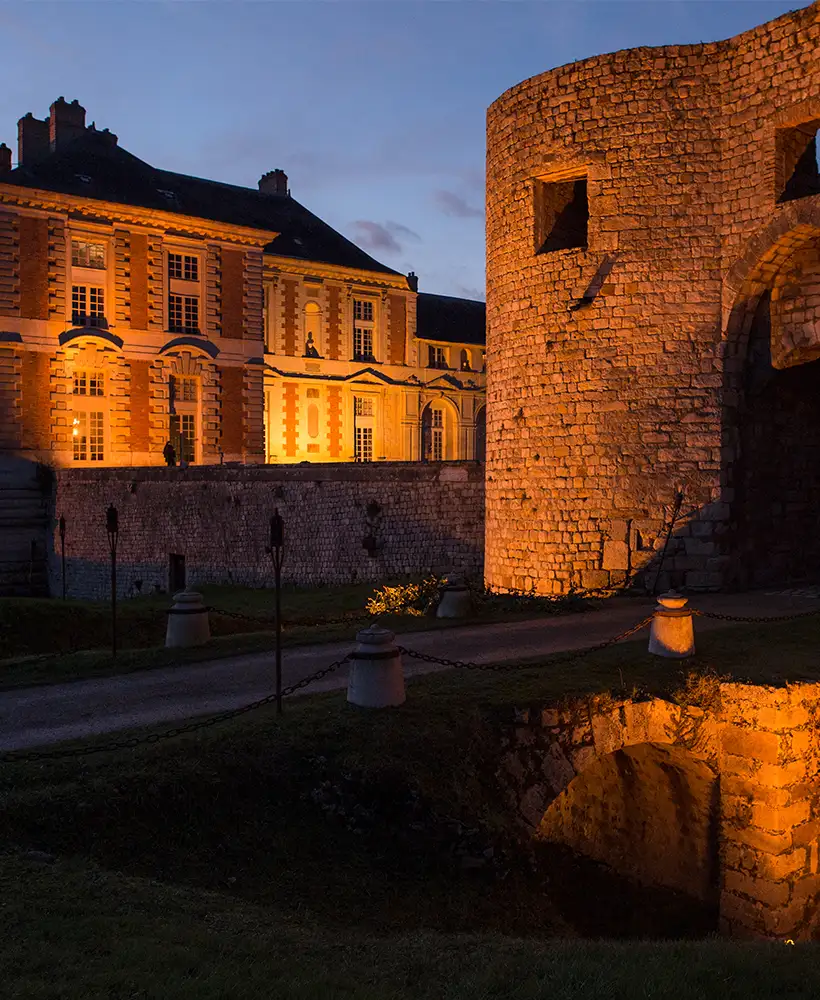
[495,682,820,939]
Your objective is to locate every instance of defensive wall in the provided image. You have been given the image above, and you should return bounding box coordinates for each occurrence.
[50,462,484,599]
[486,1,820,595]
[490,681,820,939]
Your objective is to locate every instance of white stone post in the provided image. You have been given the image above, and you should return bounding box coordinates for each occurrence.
[165,590,211,648]
[347,624,405,708]
[437,575,472,618]
[648,590,695,658]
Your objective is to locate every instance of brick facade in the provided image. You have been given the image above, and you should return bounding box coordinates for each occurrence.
[486,2,820,594]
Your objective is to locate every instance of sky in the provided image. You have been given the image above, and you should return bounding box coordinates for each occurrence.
[0,0,808,299]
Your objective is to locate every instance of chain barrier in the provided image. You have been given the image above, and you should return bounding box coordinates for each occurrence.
[398,613,654,674]
[207,606,374,630]
[0,654,352,765]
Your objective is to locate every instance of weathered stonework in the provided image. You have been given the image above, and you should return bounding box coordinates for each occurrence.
[492,681,820,939]
[486,2,820,594]
[50,461,484,598]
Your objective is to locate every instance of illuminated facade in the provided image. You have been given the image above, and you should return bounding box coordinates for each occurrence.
[0,98,485,469]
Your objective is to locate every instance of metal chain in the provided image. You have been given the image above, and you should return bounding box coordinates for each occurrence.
[207,606,373,630]
[398,613,654,673]
[692,607,820,624]
[0,654,352,765]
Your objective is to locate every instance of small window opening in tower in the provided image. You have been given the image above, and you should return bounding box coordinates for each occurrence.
[535,176,589,254]
[777,121,820,203]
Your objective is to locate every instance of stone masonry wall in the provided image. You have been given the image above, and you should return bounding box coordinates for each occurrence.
[50,462,484,599]
[490,681,820,939]
[485,2,820,595]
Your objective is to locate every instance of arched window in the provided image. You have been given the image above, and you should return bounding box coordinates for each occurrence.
[304,302,323,357]
[421,400,457,461]
[460,349,472,371]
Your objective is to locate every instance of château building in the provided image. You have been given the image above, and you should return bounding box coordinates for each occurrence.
[0,98,485,469]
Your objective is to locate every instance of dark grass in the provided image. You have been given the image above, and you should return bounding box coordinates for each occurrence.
[2,616,819,996]
[3,854,817,1000]
[0,583,594,689]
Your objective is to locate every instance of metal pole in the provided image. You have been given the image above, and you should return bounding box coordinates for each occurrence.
[59,514,66,600]
[107,505,119,659]
[270,509,285,714]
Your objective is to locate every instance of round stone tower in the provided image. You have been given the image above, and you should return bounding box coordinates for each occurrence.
[485,1,820,594]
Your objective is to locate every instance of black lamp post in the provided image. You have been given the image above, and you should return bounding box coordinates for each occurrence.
[269,508,284,714]
[58,514,66,600]
[106,504,119,658]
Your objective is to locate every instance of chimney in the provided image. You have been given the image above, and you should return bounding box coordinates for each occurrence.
[17,113,50,166]
[49,97,86,151]
[258,169,289,196]
[0,144,11,173]
[406,271,419,292]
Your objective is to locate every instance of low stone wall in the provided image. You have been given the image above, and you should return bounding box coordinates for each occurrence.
[50,462,484,600]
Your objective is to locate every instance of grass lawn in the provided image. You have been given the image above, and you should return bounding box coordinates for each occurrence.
[1,615,820,996]
[0,583,593,689]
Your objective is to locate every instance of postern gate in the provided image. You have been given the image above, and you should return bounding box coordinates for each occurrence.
[496,682,820,939]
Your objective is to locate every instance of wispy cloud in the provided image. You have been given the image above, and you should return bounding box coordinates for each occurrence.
[433,189,483,219]
[348,220,421,254]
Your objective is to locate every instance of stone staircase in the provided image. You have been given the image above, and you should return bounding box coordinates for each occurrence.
[0,457,52,597]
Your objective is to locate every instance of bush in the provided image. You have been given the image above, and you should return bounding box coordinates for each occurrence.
[366,577,446,617]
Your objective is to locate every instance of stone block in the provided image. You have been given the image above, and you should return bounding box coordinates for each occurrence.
[721,726,780,764]
[602,540,629,570]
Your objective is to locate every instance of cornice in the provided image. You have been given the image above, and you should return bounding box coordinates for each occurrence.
[264,254,411,291]
[0,183,279,248]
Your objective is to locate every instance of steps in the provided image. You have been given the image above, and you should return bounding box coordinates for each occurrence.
[0,458,52,597]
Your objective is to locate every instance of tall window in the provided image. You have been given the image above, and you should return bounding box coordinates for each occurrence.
[170,375,198,463]
[353,297,376,361]
[431,407,444,461]
[71,241,105,269]
[169,294,199,334]
[354,395,375,461]
[428,345,448,369]
[304,301,322,357]
[167,249,201,335]
[72,285,106,327]
[72,368,106,462]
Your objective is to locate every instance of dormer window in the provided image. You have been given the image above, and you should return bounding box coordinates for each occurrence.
[428,345,449,369]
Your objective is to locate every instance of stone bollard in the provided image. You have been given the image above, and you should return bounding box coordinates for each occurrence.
[648,590,695,658]
[436,575,472,618]
[347,624,405,708]
[165,589,211,648]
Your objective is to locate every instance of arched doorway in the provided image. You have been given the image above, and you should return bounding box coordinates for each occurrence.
[723,216,820,588]
[420,399,457,461]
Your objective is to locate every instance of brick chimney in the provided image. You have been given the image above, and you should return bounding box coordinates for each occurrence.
[49,97,86,152]
[17,113,50,166]
[258,169,289,196]
[406,271,419,292]
[0,143,11,173]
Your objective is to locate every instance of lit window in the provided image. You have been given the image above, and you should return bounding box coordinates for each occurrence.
[354,327,374,361]
[72,410,105,462]
[354,396,374,417]
[169,294,199,333]
[170,412,196,464]
[72,241,105,269]
[353,299,374,322]
[72,285,105,327]
[428,346,448,369]
[168,253,199,281]
[355,426,373,462]
[73,369,105,397]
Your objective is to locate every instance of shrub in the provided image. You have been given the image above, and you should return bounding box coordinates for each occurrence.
[366,576,445,617]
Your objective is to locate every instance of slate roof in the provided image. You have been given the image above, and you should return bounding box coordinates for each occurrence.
[2,129,401,276]
[416,292,486,346]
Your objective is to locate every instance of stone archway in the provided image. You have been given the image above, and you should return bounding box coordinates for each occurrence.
[721,197,820,588]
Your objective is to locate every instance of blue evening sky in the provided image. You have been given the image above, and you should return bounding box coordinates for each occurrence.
[0,1,805,298]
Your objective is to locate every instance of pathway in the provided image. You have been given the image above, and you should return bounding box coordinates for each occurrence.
[1,588,818,751]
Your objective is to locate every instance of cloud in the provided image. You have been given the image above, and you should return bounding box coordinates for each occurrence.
[433,189,483,219]
[348,220,420,255]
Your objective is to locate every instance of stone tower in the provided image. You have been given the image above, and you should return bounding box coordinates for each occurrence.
[485,1,820,594]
